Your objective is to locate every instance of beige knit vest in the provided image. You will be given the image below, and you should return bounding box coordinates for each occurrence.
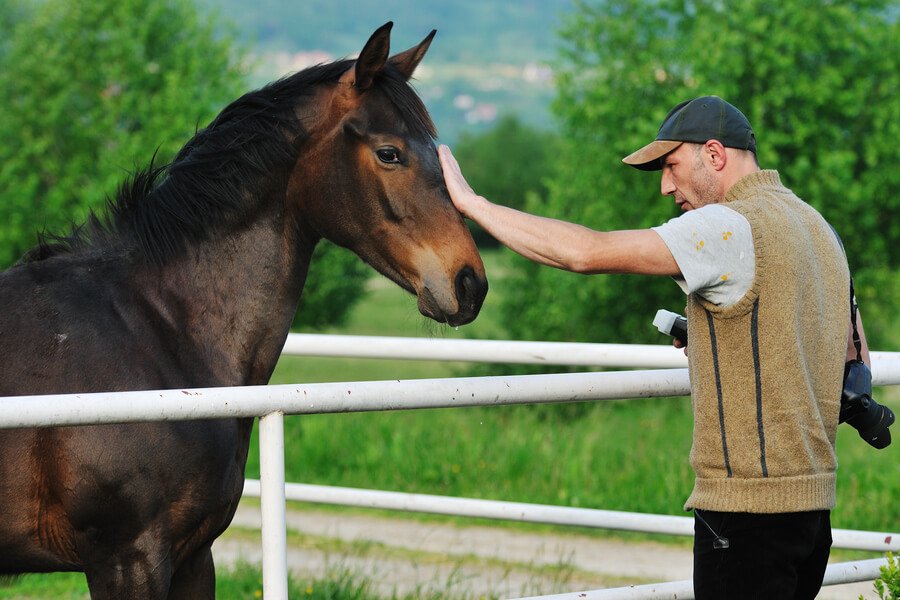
[684,170,849,513]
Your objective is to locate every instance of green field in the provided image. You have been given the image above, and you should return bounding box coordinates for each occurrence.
[0,563,405,600]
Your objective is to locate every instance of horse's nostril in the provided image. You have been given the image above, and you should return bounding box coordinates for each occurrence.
[454,266,487,310]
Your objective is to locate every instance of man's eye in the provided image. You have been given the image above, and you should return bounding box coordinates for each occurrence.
[376,148,401,164]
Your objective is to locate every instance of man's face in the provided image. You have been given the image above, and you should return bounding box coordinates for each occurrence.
[659,143,722,211]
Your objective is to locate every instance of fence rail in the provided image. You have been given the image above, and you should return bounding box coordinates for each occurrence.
[509,557,890,600]
[3,336,897,599]
[282,333,900,382]
[0,369,693,428]
[240,480,899,553]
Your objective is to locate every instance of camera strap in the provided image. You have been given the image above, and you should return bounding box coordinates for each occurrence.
[832,224,863,363]
[849,278,862,363]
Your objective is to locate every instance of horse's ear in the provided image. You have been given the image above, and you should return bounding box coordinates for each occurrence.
[349,21,393,91]
[390,29,436,81]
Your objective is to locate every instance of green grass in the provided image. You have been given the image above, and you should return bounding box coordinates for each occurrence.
[0,572,89,600]
[0,564,388,600]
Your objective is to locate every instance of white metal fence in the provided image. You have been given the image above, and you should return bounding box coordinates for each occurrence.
[2,333,898,599]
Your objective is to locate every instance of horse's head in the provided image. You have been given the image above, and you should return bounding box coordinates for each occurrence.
[290,22,487,327]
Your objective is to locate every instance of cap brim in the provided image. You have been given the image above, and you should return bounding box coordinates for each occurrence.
[622,140,683,171]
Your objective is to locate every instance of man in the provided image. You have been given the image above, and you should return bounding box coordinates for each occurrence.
[439,96,867,599]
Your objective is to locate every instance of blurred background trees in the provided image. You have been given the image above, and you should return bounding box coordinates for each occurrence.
[451,114,560,247]
[0,0,896,346]
[0,0,244,266]
[500,0,899,350]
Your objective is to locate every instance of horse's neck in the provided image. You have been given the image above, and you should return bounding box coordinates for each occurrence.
[133,215,316,386]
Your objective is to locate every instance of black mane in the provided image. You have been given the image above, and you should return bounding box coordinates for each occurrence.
[20,59,436,266]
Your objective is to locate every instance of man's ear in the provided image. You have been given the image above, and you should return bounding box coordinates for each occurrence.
[705,140,728,171]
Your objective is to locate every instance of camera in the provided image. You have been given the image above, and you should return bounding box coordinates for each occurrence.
[840,359,894,449]
[653,309,687,346]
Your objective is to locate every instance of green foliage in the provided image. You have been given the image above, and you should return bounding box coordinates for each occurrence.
[0,0,245,267]
[293,242,371,331]
[501,0,899,349]
[453,115,560,246]
[862,552,900,600]
[0,0,28,59]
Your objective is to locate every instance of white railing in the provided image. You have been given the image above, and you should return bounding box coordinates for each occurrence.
[2,335,898,600]
[239,480,899,553]
[281,333,900,376]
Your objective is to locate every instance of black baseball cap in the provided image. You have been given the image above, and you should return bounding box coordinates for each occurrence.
[622,96,756,171]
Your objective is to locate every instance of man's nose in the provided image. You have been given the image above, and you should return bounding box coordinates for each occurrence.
[660,171,675,197]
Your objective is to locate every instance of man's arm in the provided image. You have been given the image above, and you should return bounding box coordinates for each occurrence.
[439,145,681,277]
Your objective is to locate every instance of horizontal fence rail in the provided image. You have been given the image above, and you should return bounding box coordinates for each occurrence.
[0,369,693,429]
[283,334,691,368]
[240,480,900,553]
[508,557,890,600]
[283,334,900,383]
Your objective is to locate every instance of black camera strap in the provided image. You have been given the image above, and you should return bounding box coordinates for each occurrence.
[833,223,863,362]
[849,278,862,362]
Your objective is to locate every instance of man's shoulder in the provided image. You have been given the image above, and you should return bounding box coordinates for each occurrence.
[655,204,750,234]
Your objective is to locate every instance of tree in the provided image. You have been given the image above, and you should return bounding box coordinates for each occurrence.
[0,0,28,59]
[453,114,560,246]
[501,0,899,350]
[292,242,370,330]
[0,0,370,330]
[0,0,245,267]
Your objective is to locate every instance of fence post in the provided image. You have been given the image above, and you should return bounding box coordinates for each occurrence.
[259,411,288,600]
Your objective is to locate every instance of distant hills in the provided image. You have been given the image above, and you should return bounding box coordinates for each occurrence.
[202,0,576,141]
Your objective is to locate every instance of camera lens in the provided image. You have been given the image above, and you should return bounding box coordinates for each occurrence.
[841,360,894,449]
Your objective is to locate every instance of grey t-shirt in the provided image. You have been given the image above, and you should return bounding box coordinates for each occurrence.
[652,204,755,307]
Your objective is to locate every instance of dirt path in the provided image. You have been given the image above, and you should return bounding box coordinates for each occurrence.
[213,501,876,599]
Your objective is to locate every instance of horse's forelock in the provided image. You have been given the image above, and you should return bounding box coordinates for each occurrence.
[373,65,437,140]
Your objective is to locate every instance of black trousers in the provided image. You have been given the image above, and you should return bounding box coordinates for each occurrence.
[693,509,832,600]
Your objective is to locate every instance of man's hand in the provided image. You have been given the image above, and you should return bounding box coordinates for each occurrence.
[438,145,482,218]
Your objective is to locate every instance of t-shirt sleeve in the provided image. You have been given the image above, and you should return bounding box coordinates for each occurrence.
[651,205,755,307]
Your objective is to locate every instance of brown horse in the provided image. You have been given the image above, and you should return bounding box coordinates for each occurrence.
[0,22,486,599]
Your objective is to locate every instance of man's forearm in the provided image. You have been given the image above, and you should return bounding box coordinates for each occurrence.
[465,198,599,271]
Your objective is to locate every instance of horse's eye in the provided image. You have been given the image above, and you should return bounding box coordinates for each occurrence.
[376,148,402,164]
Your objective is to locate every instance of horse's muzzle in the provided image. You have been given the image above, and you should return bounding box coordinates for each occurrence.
[416,265,487,327]
[450,265,488,326]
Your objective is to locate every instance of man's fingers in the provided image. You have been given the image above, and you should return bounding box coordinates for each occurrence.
[438,145,474,195]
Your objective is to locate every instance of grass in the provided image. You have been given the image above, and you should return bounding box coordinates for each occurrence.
[0,564,385,600]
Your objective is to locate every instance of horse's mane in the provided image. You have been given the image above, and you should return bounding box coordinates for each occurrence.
[20,60,436,266]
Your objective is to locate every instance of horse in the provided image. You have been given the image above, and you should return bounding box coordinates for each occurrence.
[0,22,487,599]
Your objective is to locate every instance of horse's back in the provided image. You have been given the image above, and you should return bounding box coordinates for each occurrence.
[0,256,202,395]
[0,257,134,393]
